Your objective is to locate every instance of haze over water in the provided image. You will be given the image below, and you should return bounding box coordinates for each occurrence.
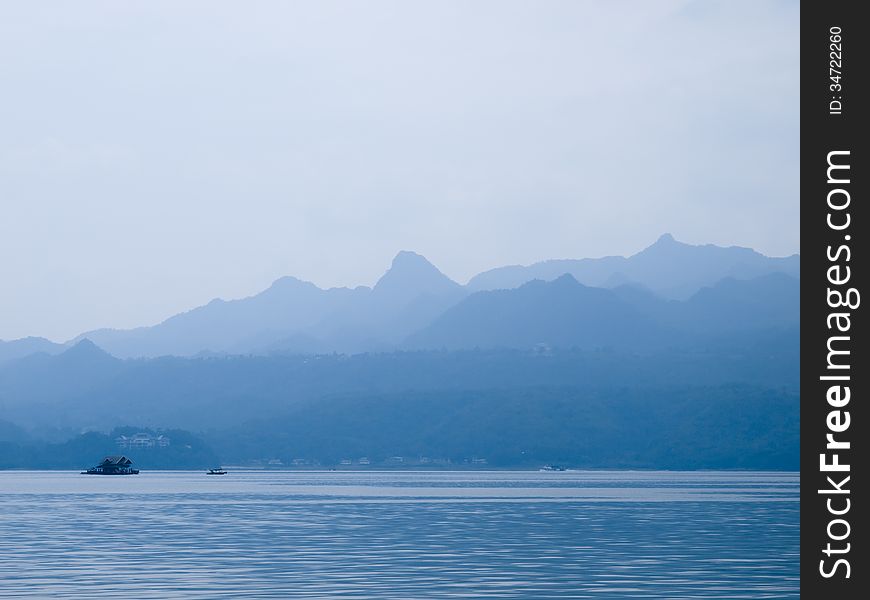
[0,470,798,598]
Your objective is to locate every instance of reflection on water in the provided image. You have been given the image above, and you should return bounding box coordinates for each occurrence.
[0,471,798,598]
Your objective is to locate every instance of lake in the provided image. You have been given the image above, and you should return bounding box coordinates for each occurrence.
[0,470,798,598]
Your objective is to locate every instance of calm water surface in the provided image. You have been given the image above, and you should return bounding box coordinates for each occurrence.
[0,470,798,598]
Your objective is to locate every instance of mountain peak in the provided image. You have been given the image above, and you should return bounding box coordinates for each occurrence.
[390,250,432,269]
[61,338,117,362]
[266,275,316,293]
[553,273,581,285]
[636,232,691,256]
[379,251,448,283]
[71,338,99,350]
[374,251,461,299]
[0,336,67,363]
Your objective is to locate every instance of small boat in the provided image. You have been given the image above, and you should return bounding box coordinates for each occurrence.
[207,467,228,475]
[539,465,567,472]
[82,455,140,475]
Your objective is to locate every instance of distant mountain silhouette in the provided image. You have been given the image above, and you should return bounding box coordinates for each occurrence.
[56,338,117,363]
[4,235,798,359]
[0,341,797,430]
[467,233,800,299]
[407,275,670,351]
[0,345,798,469]
[70,251,467,358]
[372,251,463,306]
[302,251,468,352]
[73,277,369,358]
[0,337,65,363]
[673,272,800,333]
[0,236,801,470]
[611,272,800,334]
[407,272,798,351]
[0,339,125,430]
[0,419,30,443]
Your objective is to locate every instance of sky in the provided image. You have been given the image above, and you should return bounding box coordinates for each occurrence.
[0,0,799,342]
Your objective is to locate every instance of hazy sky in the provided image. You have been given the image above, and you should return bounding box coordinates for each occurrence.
[1,1,798,342]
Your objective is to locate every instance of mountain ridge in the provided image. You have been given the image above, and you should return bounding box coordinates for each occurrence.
[467,233,799,298]
[1,235,799,360]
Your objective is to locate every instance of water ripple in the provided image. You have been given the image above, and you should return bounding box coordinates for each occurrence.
[0,470,798,598]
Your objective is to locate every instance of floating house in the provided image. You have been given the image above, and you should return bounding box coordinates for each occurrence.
[81,455,140,475]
